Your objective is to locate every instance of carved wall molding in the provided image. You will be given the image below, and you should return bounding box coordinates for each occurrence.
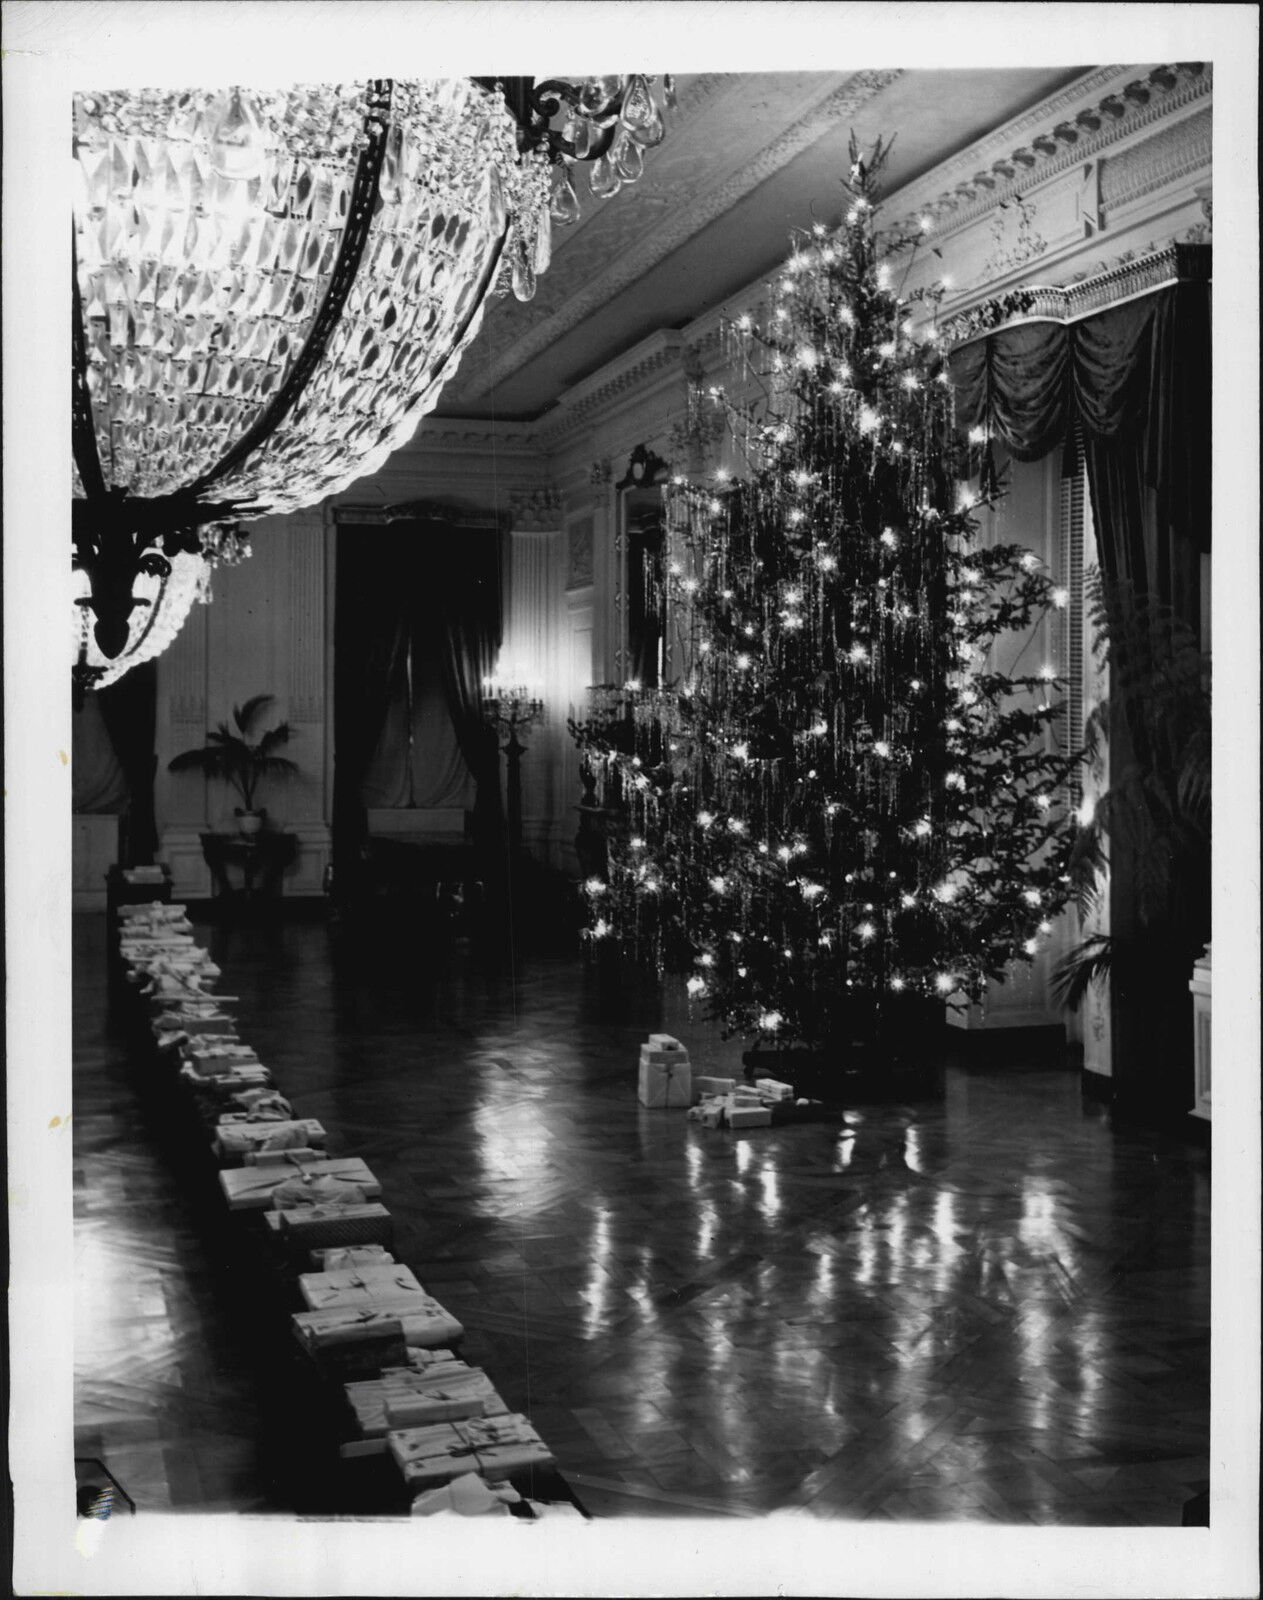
[286,529,324,724]
[459,70,904,401]
[566,515,595,591]
[940,241,1210,347]
[1099,104,1213,214]
[166,596,207,726]
[508,487,564,532]
[891,64,1210,241]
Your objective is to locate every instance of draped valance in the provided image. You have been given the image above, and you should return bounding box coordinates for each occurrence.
[947,244,1211,630]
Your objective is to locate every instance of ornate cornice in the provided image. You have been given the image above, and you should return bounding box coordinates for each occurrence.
[940,241,1210,347]
[1098,104,1212,213]
[458,69,904,403]
[544,330,685,433]
[890,64,1210,241]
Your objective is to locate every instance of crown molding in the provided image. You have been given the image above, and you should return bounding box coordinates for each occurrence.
[888,64,1210,241]
[454,70,904,404]
[545,329,684,434]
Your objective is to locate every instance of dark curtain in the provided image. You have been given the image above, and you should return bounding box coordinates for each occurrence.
[413,521,506,888]
[949,257,1211,1116]
[949,269,1210,632]
[96,659,158,865]
[332,528,412,895]
[334,513,505,901]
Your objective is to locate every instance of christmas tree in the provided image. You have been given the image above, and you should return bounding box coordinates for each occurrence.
[574,140,1081,1063]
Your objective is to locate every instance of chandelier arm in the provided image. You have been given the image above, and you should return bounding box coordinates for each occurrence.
[189,78,395,500]
[71,225,108,507]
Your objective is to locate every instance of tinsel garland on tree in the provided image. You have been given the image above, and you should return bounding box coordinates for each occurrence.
[572,139,1083,1056]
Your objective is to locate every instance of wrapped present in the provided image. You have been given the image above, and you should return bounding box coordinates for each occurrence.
[312,1244,394,1270]
[292,1310,409,1376]
[638,1048,691,1109]
[214,1118,327,1163]
[216,1093,293,1122]
[298,1263,426,1312]
[384,1369,507,1429]
[754,1078,794,1102]
[647,1033,683,1048]
[219,1153,377,1211]
[696,1097,727,1129]
[388,1414,554,1489]
[154,1011,237,1039]
[397,1348,460,1377]
[727,1100,772,1129]
[344,1362,493,1437]
[180,1062,271,1092]
[242,1145,322,1167]
[410,1475,520,1517]
[692,1075,736,1103]
[295,1292,462,1350]
[266,1202,395,1250]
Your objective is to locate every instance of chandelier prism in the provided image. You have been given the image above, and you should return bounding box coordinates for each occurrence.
[71,74,674,692]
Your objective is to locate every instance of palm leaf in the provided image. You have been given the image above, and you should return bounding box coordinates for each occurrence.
[233,694,276,738]
[1051,934,1114,1012]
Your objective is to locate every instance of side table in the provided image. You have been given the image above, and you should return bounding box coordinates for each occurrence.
[200,831,298,912]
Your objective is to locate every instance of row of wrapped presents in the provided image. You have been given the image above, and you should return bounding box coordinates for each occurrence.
[113,898,578,1519]
[638,1032,826,1128]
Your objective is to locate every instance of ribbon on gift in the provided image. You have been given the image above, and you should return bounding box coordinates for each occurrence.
[232,1151,331,1196]
[309,1274,421,1307]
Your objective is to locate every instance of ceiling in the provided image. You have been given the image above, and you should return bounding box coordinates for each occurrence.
[438,67,1088,423]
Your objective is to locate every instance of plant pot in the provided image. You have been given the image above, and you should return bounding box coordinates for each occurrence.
[236,808,266,837]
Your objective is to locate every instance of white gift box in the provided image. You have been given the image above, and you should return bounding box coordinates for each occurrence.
[692,1075,736,1103]
[267,1202,395,1250]
[388,1414,553,1488]
[638,1057,691,1108]
[294,1294,463,1350]
[754,1078,794,1102]
[647,1033,683,1048]
[219,1154,379,1211]
[312,1244,394,1270]
[384,1370,507,1428]
[726,1100,772,1128]
[298,1263,426,1312]
[215,1118,326,1162]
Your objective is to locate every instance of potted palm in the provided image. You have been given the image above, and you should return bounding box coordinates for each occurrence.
[168,695,299,835]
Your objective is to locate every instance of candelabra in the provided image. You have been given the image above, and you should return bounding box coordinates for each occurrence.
[481,682,545,865]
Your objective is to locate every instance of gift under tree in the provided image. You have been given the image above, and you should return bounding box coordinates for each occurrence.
[574,138,1082,1079]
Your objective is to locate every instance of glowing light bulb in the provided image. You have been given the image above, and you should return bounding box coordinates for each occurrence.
[1036,794,1051,811]
[1052,587,1069,608]
[758,1011,783,1032]
[731,742,749,761]
[848,644,868,664]
[736,653,752,669]
[880,528,897,547]
[736,313,752,332]
[968,426,987,445]
[625,677,641,692]
[698,952,715,967]
[914,819,932,838]
[697,811,715,829]
[858,406,880,434]
[1077,796,1095,826]
[1039,664,1057,682]
[584,877,606,896]
[935,973,956,994]
[1023,889,1042,906]
[1023,939,1038,955]
[629,836,645,850]
[902,374,920,391]
[891,976,906,991]
[857,922,876,941]
[811,720,828,737]
[1039,921,1053,935]
[874,741,890,758]
[796,346,818,368]
[686,976,707,997]
[933,881,957,903]
[802,882,824,901]
[1021,552,1039,571]
[777,846,792,863]
[901,893,917,909]
[592,918,611,939]
[817,553,837,572]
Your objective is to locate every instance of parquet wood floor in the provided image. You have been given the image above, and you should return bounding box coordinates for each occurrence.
[72,906,1210,1522]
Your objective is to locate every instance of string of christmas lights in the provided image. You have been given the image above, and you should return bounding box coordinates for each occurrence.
[572,138,1083,1057]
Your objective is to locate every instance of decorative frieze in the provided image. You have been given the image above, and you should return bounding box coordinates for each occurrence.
[1098,105,1213,214]
[893,64,1210,241]
[508,487,563,533]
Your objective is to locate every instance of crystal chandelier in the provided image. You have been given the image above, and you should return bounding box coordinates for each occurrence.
[72,74,674,692]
